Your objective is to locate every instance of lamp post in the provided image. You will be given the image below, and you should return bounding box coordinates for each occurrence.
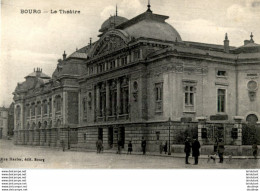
[68,126,70,150]
[168,117,171,155]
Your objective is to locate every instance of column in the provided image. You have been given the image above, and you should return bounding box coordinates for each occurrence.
[139,49,143,60]
[233,116,243,146]
[52,95,55,124]
[78,90,81,123]
[117,79,121,116]
[106,81,110,118]
[20,102,24,131]
[62,92,66,125]
[196,117,207,145]
[96,85,100,118]
[115,59,118,68]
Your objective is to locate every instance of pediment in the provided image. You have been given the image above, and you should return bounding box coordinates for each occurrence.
[90,30,130,58]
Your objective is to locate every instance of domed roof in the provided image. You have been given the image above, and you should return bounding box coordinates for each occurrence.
[123,19,182,42]
[100,16,128,32]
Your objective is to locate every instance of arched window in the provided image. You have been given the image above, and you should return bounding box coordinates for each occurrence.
[31,103,35,116]
[16,106,21,121]
[38,122,41,129]
[43,100,48,114]
[246,114,258,125]
[55,96,61,112]
[43,121,47,128]
[37,102,41,115]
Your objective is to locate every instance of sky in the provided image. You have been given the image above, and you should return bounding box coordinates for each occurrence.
[0,0,260,106]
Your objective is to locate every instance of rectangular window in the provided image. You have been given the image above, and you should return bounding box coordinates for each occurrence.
[155,83,163,112]
[84,133,87,143]
[156,131,160,140]
[217,70,227,77]
[217,89,225,112]
[184,85,194,106]
[31,104,35,116]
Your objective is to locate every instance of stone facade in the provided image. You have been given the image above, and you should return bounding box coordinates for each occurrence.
[13,5,260,152]
[0,107,9,139]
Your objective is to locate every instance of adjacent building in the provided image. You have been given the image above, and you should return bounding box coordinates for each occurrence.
[13,4,260,152]
[0,107,9,139]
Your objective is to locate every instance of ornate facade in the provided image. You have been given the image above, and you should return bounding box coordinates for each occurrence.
[13,4,260,152]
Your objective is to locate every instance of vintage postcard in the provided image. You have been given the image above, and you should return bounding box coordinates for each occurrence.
[1,0,260,173]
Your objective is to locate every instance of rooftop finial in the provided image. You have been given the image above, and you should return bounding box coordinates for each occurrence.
[90,38,92,47]
[147,0,152,13]
[250,32,254,40]
[63,51,67,60]
[116,4,118,16]
[225,33,228,40]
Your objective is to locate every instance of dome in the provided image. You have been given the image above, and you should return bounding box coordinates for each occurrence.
[99,16,128,32]
[123,19,182,42]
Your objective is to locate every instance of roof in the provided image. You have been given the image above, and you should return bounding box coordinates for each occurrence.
[25,71,50,79]
[232,42,260,54]
[123,19,182,42]
[99,16,128,32]
[69,52,88,59]
[117,11,181,42]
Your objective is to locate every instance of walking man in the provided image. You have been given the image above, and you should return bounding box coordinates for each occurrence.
[184,137,191,164]
[96,137,103,154]
[217,138,225,163]
[117,139,122,154]
[192,138,201,165]
[127,141,133,154]
[141,137,146,155]
[252,143,258,159]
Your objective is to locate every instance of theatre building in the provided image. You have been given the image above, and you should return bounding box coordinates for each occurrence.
[13,4,260,154]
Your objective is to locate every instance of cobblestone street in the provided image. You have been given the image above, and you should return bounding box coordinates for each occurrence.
[0,140,259,169]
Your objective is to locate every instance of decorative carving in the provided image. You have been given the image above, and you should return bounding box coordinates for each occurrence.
[94,35,126,56]
[247,80,258,101]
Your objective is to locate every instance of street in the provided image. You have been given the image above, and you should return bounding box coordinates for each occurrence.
[0,140,259,169]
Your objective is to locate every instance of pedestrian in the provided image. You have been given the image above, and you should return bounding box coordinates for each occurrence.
[184,137,191,164]
[61,140,65,152]
[96,138,103,154]
[159,141,163,154]
[117,139,122,154]
[127,141,133,154]
[214,137,219,153]
[164,141,168,154]
[141,137,146,155]
[252,143,258,159]
[217,138,225,163]
[192,138,200,165]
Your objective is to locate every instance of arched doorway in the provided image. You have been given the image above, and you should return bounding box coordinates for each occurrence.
[243,114,260,145]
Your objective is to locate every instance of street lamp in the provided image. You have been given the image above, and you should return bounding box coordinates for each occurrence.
[168,117,171,155]
[68,126,70,150]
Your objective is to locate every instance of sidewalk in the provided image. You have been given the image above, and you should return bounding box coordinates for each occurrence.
[69,147,260,159]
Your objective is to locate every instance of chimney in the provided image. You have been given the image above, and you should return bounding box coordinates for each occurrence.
[63,51,67,60]
[224,33,229,53]
[89,38,92,48]
[36,68,41,77]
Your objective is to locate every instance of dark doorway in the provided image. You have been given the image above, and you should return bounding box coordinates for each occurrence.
[118,127,125,148]
[108,127,113,148]
[98,128,103,141]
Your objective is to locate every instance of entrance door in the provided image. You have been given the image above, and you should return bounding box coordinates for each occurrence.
[118,127,125,148]
[244,114,259,144]
[108,127,113,148]
[98,128,103,141]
